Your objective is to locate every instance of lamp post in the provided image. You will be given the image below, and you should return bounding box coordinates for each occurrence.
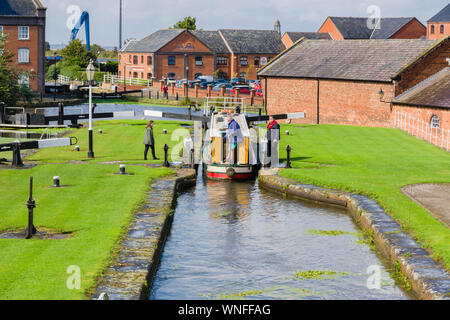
[53,52,57,101]
[86,60,96,158]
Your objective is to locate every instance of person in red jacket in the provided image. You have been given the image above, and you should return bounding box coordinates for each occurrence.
[266,116,280,159]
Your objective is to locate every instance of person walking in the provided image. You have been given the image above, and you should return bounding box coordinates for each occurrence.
[163,84,169,99]
[144,120,159,160]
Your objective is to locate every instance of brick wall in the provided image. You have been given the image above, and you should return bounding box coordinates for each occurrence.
[318,17,343,40]
[395,40,450,95]
[390,18,426,39]
[3,25,40,91]
[118,52,154,79]
[282,33,294,48]
[427,22,450,39]
[393,104,450,131]
[262,77,395,127]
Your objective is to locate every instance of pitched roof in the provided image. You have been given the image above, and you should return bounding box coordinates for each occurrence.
[428,3,450,22]
[258,39,438,82]
[218,29,283,54]
[393,67,450,108]
[285,32,331,42]
[0,0,43,16]
[190,30,229,53]
[121,29,184,53]
[328,17,418,39]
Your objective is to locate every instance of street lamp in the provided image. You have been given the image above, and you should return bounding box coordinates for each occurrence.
[86,60,96,158]
[53,52,58,101]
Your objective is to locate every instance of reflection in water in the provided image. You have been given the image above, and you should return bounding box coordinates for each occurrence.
[149,175,408,300]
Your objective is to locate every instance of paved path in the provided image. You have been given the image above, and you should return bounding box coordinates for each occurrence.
[402,183,450,227]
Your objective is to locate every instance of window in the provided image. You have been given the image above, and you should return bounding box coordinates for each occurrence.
[141,72,144,78]
[141,56,144,64]
[133,72,138,78]
[147,72,152,79]
[18,73,29,86]
[217,56,228,66]
[254,56,260,67]
[167,72,175,79]
[133,55,138,64]
[440,25,444,34]
[18,26,29,40]
[129,55,132,63]
[195,56,203,66]
[18,48,29,63]
[168,56,176,65]
[431,115,440,128]
[431,25,435,34]
[240,72,246,78]
[240,56,248,66]
[147,56,152,65]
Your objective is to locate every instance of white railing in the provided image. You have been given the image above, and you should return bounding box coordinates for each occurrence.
[58,75,71,85]
[204,96,247,115]
[394,111,449,152]
[103,74,151,87]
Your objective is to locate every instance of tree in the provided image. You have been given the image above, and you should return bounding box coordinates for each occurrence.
[61,39,96,69]
[45,41,51,51]
[0,35,34,106]
[90,44,105,56]
[172,16,197,30]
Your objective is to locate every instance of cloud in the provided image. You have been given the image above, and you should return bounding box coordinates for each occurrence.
[42,0,449,47]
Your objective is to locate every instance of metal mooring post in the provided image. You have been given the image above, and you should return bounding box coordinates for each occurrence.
[188,106,192,120]
[163,144,170,167]
[25,176,37,239]
[286,145,292,169]
[12,143,24,167]
[190,148,195,169]
[258,108,262,121]
[58,103,64,125]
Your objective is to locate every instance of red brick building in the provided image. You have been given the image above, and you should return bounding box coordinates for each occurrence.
[258,37,449,129]
[281,32,331,48]
[0,0,46,94]
[427,3,450,40]
[318,17,426,40]
[118,29,283,81]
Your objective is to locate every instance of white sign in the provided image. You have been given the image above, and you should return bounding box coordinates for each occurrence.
[113,111,135,118]
[144,110,163,118]
[38,138,72,149]
[287,112,306,119]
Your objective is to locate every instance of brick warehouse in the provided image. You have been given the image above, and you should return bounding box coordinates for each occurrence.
[0,0,46,94]
[258,37,450,129]
[318,16,426,40]
[427,3,450,40]
[118,28,284,81]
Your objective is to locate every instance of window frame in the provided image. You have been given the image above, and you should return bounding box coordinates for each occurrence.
[240,56,248,66]
[440,24,444,34]
[254,56,260,67]
[168,56,176,66]
[430,115,440,129]
[431,25,435,34]
[18,26,29,40]
[18,48,29,64]
[133,55,138,65]
[167,72,176,79]
[217,56,228,66]
[147,56,152,66]
[195,56,203,66]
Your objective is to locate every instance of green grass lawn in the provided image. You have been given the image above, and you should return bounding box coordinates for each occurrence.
[0,120,185,299]
[27,120,192,164]
[278,124,450,268]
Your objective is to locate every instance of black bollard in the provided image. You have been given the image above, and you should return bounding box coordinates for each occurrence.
[188,106,192,120]
[163,144,170,167]
[12,143,24,167]
[258,108,262,121]
[176,93,179,101]
[157,91,159,99]
[0,102,4,124]
[25,176,37,239]
[58,103,64,125]
[120,164,126,174]
[236,106,241,114]
[53,176,60,188]
[148,90,152,99]
[286,145,292,169]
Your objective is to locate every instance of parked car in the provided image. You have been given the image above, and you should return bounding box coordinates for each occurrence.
[231,78,246,86]
[199,81,216,89]
[249,80,261,89]
[231,85,251,95]
[212,83,233,91]
[197,75,214,82]
[188,80,202,88]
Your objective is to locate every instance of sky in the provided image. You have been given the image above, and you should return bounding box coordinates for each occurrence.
[43,0,449,48]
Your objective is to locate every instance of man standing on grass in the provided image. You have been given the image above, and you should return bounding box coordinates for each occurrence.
[266,116,280,158]
[144,120,159,160]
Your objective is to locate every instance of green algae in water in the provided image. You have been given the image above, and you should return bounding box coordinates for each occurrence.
[292,270,349,280]
[216,289,264,300]
[307,229,356,236]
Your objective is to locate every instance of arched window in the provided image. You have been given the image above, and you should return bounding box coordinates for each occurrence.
[431,115,440,128]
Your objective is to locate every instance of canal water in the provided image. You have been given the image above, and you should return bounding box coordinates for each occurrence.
[149,176,409,300]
